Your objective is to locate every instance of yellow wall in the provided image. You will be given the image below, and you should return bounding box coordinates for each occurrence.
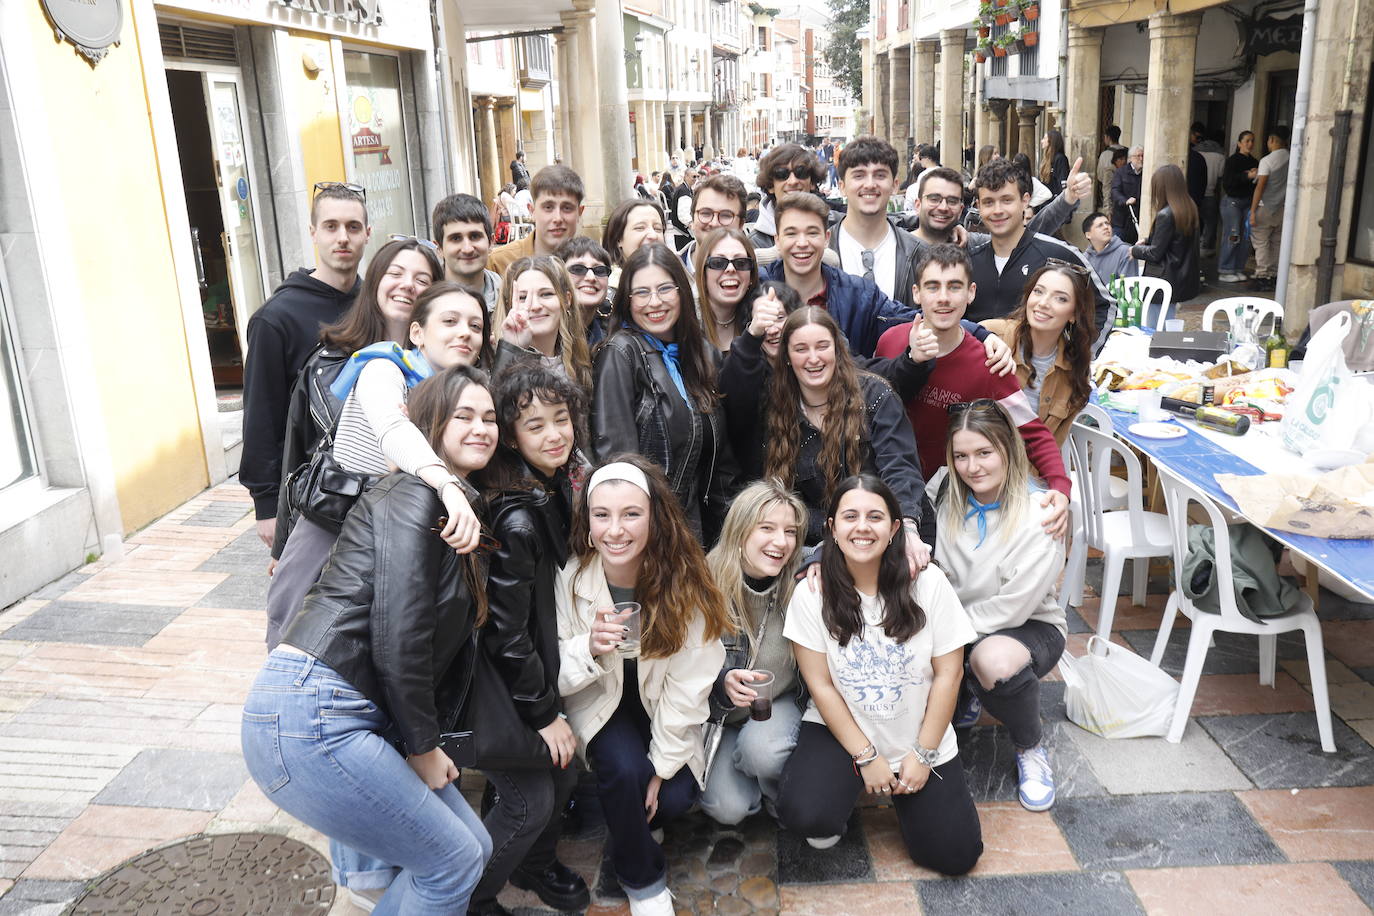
[23,2,208,531]
[289,32,348,254]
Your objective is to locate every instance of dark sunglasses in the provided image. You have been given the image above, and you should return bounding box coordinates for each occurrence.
[1043,257,1091,277]
[431,517,503,554]
[388,233,440,253]
[567,263,613,278]
[704,256,755,272]
[314,180,366,199]
[770,165,815,182]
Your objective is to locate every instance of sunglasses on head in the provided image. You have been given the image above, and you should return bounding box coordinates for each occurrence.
[704,256,755,272]
[771,165,814,182]
[388,233,440,253]
[1043,257,1091,277]
[566,263,612,278]
[947,398,1011,422]
[314,181,366,199]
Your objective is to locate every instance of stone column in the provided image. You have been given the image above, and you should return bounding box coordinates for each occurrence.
[676,104,687,160]
[1017,105,1040,159]
[987,98,1008,157]
[939,30,965,171]
[888,46,911,150]
[567,0,605,227]
[595,0,634,209]
[912,39,937,147]
[477,98,501,208]
[1141,12,1201,224]
[555,31,576,163]
[1064,25,1104,246]
[874,51,890,141]
[651,101,666,170]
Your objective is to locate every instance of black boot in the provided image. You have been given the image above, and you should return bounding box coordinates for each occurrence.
[511,860,592,910]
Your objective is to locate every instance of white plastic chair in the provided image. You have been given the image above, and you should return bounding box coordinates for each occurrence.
[1059,403,1131,609]
[1202,297,1283,336]
[1149,464,1335,750]
[1072,423,1174,639]
[1120,276,1175,330]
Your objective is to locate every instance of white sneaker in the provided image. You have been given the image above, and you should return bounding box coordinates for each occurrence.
[1015,744,1056,812]
[628,886,675,916]
[805,834,841,849]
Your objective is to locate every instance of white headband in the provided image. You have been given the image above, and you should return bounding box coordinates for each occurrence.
[587,462,652,498]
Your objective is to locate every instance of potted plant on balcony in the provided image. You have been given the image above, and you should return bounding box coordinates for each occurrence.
[974,36,990,63]
[1022,26,1039,47]
[1022,1,1040,20]
[994,6,1012,26]
[978,0,995,31]
[993,32,1013,57]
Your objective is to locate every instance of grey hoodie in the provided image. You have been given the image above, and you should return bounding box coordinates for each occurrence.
[1083,234,1139,288]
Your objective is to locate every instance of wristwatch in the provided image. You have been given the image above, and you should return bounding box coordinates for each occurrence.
[912,744,940,768]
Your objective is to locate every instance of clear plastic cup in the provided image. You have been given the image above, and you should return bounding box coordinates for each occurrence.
[749,670,775,721]
[1137,389,1164,422]
[1164,318,1185,333]
[613,602,641,658]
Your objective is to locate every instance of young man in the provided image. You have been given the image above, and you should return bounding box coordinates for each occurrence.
[510,150,531,191]
[826,135,920,306]
[1251,126,1290,290]
[431,193,499,312]
[680,173,748,269]
[750,143,825,247]
[1110,147,1144,243]
[1081,211,1138,287]
[240,183,370,547]
[915,165,1086,251]
[1095,125,1123,209]
[873,245,1070,538]
[968,158,1114,352]
[669,167,698,244]
[488,164,585,274]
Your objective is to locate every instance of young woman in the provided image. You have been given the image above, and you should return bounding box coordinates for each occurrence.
[242,366,498,915]
[494,255,594,390]
[693,226,759,352]
[936,401,1066,812]
[469,364,591,916]
[266,245,484,650]
[1218,130,1259,282]
[777,476,981,873]
[1131,163,1201,306]
[603,198,668,298]
[555,455,731,916]
[590,243,739,544]
[1040,130,1070,198]
[699,480,808,826]
[980,264,1096,445]
[554,236,614,346]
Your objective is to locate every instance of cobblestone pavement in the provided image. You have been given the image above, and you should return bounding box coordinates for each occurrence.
[2,480,1374,914]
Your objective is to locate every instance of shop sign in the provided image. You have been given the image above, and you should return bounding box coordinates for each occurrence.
[275,0,381,27]
[40,0,122,65]
[1244,14,1302,58]
[154,0,431,51]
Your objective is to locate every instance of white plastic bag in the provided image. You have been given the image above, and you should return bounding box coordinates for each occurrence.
[1059,636,1180,739]
[1283,311,1354,453]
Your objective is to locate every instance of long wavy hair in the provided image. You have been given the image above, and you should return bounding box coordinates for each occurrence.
[693,226,760,339]
[607,243,719,410]
[495,256,593,391]
[1039,129,1066,184]
[706,479,807,635]
[320,238,442,352]
[819,475,925,647]
[940,399,1037,544]
[1007,264,1094,419]
[570,453,733,657]
[764,307,868,510]
[1147,163,1200,238]
[409,281,495,368]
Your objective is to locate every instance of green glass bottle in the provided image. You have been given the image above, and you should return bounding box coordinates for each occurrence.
[1265,317,1290,368]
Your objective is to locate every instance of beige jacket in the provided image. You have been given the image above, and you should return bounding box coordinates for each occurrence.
[555,555,725,785]
[982,317,1080,446]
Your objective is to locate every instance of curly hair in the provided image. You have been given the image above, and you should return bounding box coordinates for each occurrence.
[570,454,733,657]
[763,307,867,511]
[758,143,825,201]
[482,361,589,492]
[1007,264,1095,422]
[495,256,594,391]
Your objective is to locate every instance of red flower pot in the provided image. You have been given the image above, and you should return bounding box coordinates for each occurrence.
[1023,30,1039,46]
[1023,4,1040,20]
[977,25,990,37]
[995,12,1011,25]
[993,45,1007,57]
[975,51,988,63]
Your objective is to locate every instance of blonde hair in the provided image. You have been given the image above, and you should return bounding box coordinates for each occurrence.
[940,402,1037,544]
[706,479,808,634]
[495,256,593,390]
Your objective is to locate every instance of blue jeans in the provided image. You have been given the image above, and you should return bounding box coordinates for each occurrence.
[241,650,492,915]
[1219,195,1251,273]
[700,690,802,826]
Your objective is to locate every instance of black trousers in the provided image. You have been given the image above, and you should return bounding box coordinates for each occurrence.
[967,619,1065,750]
[472,761,579,905]
[777,722,982,876]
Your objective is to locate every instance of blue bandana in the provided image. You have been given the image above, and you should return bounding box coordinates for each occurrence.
[964,493,1003,549]
[329,342,433,402]
[636,329,693,408]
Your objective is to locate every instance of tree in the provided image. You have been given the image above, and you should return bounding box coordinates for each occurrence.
[823,0,867,101]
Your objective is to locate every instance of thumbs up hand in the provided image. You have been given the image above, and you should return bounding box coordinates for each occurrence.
[907,315,939,363]
[1065,156,1092,205]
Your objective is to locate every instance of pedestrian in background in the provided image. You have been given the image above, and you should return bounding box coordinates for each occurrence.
[1039,129,1070,198]
[1218,130,1259,282]
[1110,146,1144,244]
[1131,163,1201,312]
[511,150,531,191]
[1250,126,1290,290]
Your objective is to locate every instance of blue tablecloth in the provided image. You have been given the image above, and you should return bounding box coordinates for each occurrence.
[1103,404,1374,602]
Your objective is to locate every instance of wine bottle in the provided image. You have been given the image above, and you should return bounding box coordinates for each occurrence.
[1265,316,1289,368]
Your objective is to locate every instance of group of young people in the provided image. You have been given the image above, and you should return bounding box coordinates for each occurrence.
[237,134,1110,916]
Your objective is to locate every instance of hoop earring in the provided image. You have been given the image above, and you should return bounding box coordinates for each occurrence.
[588,531,595,549]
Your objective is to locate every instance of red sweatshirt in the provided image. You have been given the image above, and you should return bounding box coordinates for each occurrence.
[874,324,1071,497]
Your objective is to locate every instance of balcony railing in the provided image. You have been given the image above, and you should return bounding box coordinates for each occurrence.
[518,35,551,87]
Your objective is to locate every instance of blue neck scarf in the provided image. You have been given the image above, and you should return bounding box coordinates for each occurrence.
[964,493,1003,549]
[329,342,433,402]
[635,328,693,408]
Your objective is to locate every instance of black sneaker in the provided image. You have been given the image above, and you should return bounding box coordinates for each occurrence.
[594,854,625,900]
[510,860,592,911]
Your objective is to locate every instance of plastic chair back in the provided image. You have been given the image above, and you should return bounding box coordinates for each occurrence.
[1121,276,1174,330]
[1070,422,1149,547]
[1154,463,1250,628]
[1202,297,1283,336]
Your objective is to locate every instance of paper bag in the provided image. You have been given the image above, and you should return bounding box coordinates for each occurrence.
[1215,463,1374,539]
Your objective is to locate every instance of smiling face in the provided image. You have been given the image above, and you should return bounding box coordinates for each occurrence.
[376,249,436,330]
[776,208,828,278]
[512,395,574,477]
[913,262,973,333]
[740,502,800,579]
[692,188,742,240]
[951,428,1007,503]
[509,268,564,344]
[437,219,490,285]
[564,253,611,313]
[830,487,899,570]
[439,383,498,475]
[704,237,753,308]
[917,175,965,235]
[975,180,1031,240]
[1024,270,1076,336]
[787,321,836,398]
[626,263,680,341]
[618,204,665,261]
[839,161,896,217]
[770,161,815,197]
[409,291,485,369]
[532,190,583,246]
[588,481,651,578]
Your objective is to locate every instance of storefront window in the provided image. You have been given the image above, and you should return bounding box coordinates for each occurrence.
[1351,93,1374,264]
[343,51,416,244]
[0,286,36,491]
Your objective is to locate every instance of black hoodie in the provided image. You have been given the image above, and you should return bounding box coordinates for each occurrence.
[241,269,359,520]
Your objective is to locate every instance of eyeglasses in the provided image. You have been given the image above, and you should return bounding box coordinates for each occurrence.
[704,256,755,272]
[629,282,680,305]
[567,263,612,278]
[923,193,964,210]
[388,233,440,253]
[1044,257,1091,277]
[771,165,814,183]
[314,181,366,199]
[695,208,739,226]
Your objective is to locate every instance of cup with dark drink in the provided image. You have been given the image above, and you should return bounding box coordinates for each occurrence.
[748,670,775,721]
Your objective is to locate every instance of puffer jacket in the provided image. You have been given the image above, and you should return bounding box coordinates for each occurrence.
[590,330,740,544]
[555,554,725,784]
[280,473,482,757]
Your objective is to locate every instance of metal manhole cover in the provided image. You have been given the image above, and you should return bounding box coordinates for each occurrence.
[67,832,335,915]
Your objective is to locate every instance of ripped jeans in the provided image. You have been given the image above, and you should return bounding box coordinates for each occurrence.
[964,620,1065,749]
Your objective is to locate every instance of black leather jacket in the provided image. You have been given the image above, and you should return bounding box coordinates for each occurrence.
[590,331,741,543]
[483,467,572,730]
[272,345,349,558]
[1132,206,1201,302]
[280,473,481,757]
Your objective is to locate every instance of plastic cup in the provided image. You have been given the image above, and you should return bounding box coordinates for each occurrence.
[1165,318,1185,333]
[1137,389,1164,422]
[613,602,641,658]
[749,670,776,721]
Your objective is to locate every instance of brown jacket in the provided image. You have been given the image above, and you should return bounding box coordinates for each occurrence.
[981,318,1080,446]
[486,231,537,277]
